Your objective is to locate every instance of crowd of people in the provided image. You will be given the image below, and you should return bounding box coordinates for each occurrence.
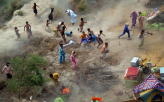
[1,3,155,102]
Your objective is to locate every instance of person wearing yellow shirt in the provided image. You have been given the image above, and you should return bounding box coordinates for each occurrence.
[79,31,89,48]
[49,73,59,86]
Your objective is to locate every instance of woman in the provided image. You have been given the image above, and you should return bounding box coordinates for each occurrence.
[70,51,78,70]
[130,11,138,29]
[138,12,145,30]
[1,63,12,79]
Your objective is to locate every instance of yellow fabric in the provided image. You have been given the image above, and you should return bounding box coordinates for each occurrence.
[147,92,164,102]
[140,89,153,96]
[79,34,88,39]
[53,28,59,35]
[51,73,59,86]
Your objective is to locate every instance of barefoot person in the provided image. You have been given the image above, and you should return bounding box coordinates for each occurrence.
[79,31,89,48]
[45,20,51,33]
[1,63,12,79]
[138,30,153,49]
[65,9,77,25]
[138,12,145,30]
[97,30,105,48]
[24,21,32,40]
[32,3,39,16]
[130,11,138,29]
[118,23,132,40]
[100,42,109,59]
[49,73,59,86]
[14,27,21,41]
[70,51,78,70]
[61,26,66,43]
[78,18,87,32]
[87,28,94,35]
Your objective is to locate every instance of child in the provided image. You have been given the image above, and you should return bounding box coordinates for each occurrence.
[97,30,105,48]
[78,18,87,32]
[45,20,51,33]
[79,31,89,48]
[70,51,78,70]
[65,31,73,37]
[88,34,97,46]
[60,26,66,43]
[14,27,21,41]
[32,3,39,16]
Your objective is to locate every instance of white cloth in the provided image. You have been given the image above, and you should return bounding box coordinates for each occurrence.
[66,10,77,23]
[138,33,147,43]
[63,40,75,46]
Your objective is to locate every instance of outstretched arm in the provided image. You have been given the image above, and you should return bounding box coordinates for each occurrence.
[37,5,39,8]
[102,34,105,36]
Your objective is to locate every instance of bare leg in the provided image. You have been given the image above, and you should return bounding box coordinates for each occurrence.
[84,44,86,48]
[80,26,83,32]
[79,43,81,46]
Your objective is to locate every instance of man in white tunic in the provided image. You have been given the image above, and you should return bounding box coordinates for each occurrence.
[65,9,77,25]
[138,30,153,49]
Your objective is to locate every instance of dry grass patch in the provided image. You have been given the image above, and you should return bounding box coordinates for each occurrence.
[53,6,63,20]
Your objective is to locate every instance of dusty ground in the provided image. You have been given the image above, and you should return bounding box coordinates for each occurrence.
[1,0,164,102]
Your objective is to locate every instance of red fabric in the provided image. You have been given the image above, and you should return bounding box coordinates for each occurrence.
[124,67,140,80]
[92,96,102,102]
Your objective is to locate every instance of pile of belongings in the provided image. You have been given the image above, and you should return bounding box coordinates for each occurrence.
[124,67,140,80]
[145,23,164,30]
[133,75,164,102]
[147,8,159,20]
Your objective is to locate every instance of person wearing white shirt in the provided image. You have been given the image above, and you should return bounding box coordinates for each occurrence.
[138,30,153,49]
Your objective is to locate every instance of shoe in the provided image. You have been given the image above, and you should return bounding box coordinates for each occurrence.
[128,37,131,40]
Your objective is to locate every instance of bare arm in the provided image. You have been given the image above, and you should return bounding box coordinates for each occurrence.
[102,33,105,36]
[37,5,39,8]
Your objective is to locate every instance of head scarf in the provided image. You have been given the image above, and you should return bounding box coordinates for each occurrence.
[92,96,102,102]
[132,11,137,14]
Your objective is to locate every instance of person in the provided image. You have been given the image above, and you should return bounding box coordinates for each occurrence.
[24,21,32,40]
[1,63,12,79]
[100,42,109,59]
[87,28,94,35]
[118,23,132,40]
[130,11,138,29]
[61,22,67,30]
[97,30,105,48]
[70,51,78,70]
[53,26,60,36]
[79,31,89,48]
[14,27,21,41]
[32,3,39,16]
[49,73,59,86]
[45,20,51,33]
[61,26,66,43]
[138,30,153,49]
[65,31,73,37]
[78,18,87,32]
[138,12,145,30]
[65,10,77,25]
[59,41,67,64]
[88,34,97,46]
[91,96,102,102]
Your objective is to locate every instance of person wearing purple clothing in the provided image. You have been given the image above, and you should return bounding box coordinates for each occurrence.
[79,31,89,48]
[130,11,138,29]
[118,23,132,40]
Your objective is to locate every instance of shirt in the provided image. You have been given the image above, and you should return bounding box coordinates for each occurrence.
[2,66,10,74]
[80,34,88,39]
[59,47,65,56]
[52,73,59,79]
[124,24,129,32]
[138,33,147,43]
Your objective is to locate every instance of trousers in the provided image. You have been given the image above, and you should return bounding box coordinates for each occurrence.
[120,31,130,38]
[59,54,65,63]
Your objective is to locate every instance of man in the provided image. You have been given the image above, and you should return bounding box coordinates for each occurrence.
[100,42,109,59]
[138,12,145,30]
[24,21,32,40]
[49,73,59,86]
[78,18,87,32]
[32,3,39,16]
[60,26,66,43]
[65,10,77,25]
[87,28,94,35]
[79,31,89,48]
[97,30,105,48]
[88,34,97,46]
[118,23,132,40]
[138,30,153,49]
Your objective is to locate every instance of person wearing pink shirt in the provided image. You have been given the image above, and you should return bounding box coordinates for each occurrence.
[1,63,12,79]
[70,51,78,70]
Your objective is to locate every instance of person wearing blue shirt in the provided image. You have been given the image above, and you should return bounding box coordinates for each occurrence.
[65,31,73,37]
[59,41,67,64]
[118,23,132,40]
[88,34,97,46]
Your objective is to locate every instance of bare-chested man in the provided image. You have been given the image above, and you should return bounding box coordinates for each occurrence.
[24,21,32,40]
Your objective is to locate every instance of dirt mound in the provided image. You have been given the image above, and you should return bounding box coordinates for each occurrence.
[77,66,118,93]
